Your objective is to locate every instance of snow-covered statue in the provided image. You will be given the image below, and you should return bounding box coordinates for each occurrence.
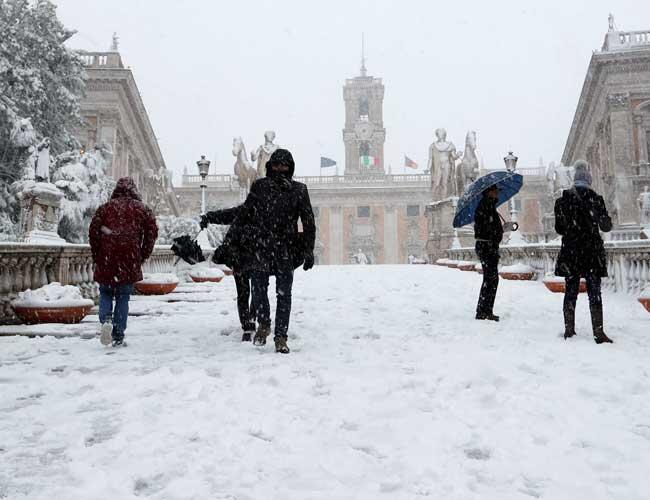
[355,248,369,265]
[251,130,279,178]
[35,138,51,182]
[428,128,462,200]
[9,118,37,179]
[232,137,257,191]
[639,185,650,227]
[545,162,574,193]
[457,130,479,195]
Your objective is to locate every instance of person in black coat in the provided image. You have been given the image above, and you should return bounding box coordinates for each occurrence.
[208,148,316,353]
[201,205,257,342]
[554,160,613,344]
[474,185,504,321]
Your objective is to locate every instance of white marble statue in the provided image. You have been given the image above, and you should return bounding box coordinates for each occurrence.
[35,137,50,182]
[428,128,462,200]
[251,130,279,178]
[639,185,650,227]
[232,137,257,191]
[457,130,479,195]
[545,162,574,193]
[355,248,369,265]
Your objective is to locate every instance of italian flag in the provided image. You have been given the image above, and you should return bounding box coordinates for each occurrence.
[360,155,379,167]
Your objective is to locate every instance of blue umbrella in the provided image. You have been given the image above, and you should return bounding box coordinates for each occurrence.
[453,171,523,228]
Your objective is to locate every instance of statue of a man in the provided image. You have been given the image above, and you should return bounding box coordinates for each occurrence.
[639,185,650,227]
[355,249,369,265]
[251,130,279,178]
[35,137,50,182]
[428,128,462,200]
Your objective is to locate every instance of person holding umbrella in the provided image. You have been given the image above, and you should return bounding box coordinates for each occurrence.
[554,160,613,343]
[453,169,523,323]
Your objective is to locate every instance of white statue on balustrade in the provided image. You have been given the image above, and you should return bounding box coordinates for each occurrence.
[35,138,50,182]
[545,162,574,193]
[251,130,279,178]
[639,186,650,227]
[355,249,369,265]
[457,130,479,195]
[428,128,462,200]
[232,137,257,197]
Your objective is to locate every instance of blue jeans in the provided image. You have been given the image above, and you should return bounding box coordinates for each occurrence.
[98,284,133,341]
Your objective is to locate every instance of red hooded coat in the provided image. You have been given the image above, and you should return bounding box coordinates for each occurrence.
[89,177,158,285]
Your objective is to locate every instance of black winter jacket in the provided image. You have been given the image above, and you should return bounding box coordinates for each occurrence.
[474,195,504,244]
[554,187,612,277]
[209,171,315,274]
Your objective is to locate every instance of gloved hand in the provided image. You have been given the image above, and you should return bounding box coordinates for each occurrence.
[502,221,519,232]
[303,252,314,271]
[199,214,209,230]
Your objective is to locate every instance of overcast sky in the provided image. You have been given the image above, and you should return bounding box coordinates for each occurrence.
[56,0,650,182]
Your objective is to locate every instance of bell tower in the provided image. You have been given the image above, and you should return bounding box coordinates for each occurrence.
[342,36,386,175]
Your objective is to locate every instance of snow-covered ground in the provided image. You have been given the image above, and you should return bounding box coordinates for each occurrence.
[1,265,649,499]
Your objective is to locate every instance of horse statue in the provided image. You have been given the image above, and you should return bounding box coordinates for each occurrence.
[456,130,479,195]
[232,137,257,193]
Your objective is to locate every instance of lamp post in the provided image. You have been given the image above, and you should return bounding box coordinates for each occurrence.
[503,151,524,245]
[196,155,211,214]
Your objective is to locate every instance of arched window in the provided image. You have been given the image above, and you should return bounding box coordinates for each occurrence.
[359,97,369,119]
[359,141,370,157]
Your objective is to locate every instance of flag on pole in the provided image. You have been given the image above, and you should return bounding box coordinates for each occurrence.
[320,157,337,168]
[404,155,418,169]
[360,155,379,168]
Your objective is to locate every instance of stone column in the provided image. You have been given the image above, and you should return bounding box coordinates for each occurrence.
[383,204,398,264]
[329,206,343,264]
[608,93,639,226]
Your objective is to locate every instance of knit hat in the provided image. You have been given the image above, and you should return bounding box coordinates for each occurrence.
[573,160,592,187]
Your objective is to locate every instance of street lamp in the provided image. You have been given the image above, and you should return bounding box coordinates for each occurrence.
[503,151,524,245]
[196,155,211,214]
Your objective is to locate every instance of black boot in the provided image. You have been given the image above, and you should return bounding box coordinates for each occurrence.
[590,305,613,344]
[563,304,576,339]
[476,312,500,322]
[274,336,290,354]
[253,324,271,346]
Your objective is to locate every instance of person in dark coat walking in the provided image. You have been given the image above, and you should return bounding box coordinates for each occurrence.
[554,160,613,343]
[474,185,504,321]
[210,148,315,353]
[200,205,257,342]
[89,177,158,346]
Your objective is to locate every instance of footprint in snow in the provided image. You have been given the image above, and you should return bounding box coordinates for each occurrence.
[464,447,491,460]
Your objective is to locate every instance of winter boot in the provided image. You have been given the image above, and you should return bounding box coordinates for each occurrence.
[590,305,613,344]
[563,302,576,339]
[99,318,113,346]
[476,313,500,322]
[241,330,255,342]
[274,336,290,354]
[112,339,127,348]
[253,324,271,346]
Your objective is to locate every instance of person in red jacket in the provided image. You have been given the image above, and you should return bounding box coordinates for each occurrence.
[89,177,158,347]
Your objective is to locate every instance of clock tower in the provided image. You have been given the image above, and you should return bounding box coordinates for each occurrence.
[342,39,386,175]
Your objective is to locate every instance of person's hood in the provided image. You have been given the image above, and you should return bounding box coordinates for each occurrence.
[111,177,142,201]
[265,148,295,178]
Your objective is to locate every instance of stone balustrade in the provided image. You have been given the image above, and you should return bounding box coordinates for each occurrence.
[446,240,650,295]
[0,244,178,323]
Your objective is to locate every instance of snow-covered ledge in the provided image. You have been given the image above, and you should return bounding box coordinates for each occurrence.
[0,244,179,323]
[446,240,650,295]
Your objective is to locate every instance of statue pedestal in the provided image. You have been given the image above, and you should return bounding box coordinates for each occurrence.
[18,182,66,244]
[425,198,474,261]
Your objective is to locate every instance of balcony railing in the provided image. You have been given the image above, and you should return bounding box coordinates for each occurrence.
[447,241,650,295]
[603,30,650,52]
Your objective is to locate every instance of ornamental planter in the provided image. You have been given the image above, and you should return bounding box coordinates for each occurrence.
[499,264,536,281]
[475,264,483,274]
[190,275,224,283]
[134,282,179,295]
[457,261,476,272]
[638,297,650,314]
[12,304,93,325]
[222,268,234,276]
[435,259,450,267]
[446,260,460,269]
[542,277,587,294]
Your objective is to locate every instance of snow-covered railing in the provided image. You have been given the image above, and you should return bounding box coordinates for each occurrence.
[446,240,650,295]
[0,244,177,323]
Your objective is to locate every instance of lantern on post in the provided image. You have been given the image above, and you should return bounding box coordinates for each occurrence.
[196,155,211,214]
[503,151,524,245]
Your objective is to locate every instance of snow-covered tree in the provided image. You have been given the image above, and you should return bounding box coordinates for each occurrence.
[0,0,85,238]
[156,215,227,248]
[51,145,115,243]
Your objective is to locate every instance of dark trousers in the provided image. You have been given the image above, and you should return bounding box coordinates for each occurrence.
[251,270,294,339]
[234,272,256,332]
[476,241,500,316]
[563,274,603,334]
